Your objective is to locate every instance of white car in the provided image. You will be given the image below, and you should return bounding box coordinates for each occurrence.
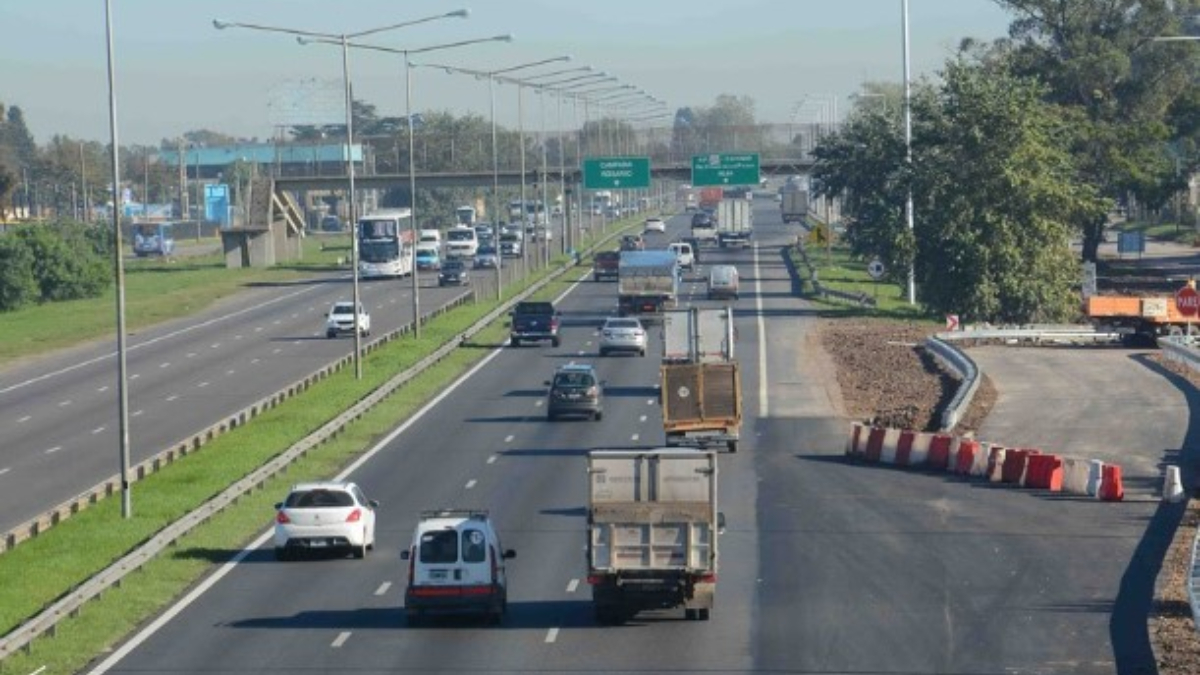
[599,316,648,357]
[325,301,370,338]
[644,217,666,233]
[273,481,378,560]
[668,241,695,271]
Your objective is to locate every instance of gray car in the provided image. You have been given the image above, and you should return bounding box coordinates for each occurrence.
[599,317,648,357]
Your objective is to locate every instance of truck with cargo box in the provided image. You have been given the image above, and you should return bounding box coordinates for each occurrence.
[716,199,753,248]
[618,250,679,321]
[660,307,742,452]
[586,449,721,624]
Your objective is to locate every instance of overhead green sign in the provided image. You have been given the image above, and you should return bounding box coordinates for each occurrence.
[582,156,651,190]
[691,153,761,187]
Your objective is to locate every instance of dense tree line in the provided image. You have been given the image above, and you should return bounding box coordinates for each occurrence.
[814,0,1200,323]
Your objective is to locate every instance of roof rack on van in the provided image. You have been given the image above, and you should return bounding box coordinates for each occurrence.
[419,508,490,521]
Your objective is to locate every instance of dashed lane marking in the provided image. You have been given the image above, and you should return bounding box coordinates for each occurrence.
[488,455,498,465]
[505,435,515,443]
[465,479,477,490]
[566,579,579,593]
[545,628,560,644]
[375,582,392,596]
[92,426,105,434]
[631,433,640,442]
[639,415,647,423]
[18,415,30,423]
[331,632,351,648]
[45,446,61,455]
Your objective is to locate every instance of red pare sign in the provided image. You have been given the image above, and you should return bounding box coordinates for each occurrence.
[1175,285,1200,317]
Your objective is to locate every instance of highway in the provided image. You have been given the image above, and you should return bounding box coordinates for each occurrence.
[0,253,543,535]
[53,201,1177,673]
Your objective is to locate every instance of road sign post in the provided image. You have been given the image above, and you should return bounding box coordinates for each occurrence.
[1175,284,1199,336]
[691,153,760,187]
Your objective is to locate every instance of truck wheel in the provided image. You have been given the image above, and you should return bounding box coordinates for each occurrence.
[594,410,603,421]
[552,336,561,348]
[406,609,423,627]
[685,609,698,621]
[595,606,623,625]
[698,608,710,621]
[727,440,739,453]
[510,337,521,347]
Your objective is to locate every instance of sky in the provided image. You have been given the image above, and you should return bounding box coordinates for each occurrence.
[0,1,1014,146]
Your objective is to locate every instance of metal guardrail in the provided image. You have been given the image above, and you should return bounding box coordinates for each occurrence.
[1157,335,1200,636]
[924,335,980,432]
[0,221,631,660]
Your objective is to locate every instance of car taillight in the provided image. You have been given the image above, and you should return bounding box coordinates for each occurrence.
[407,547,415,583]
[275,510,290,524]
[345,508,362,523]
[586,575,604,585]
[490,545,499,584]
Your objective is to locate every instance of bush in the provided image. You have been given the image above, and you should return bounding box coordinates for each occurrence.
[0,236,38,311]
[0,221,112,310]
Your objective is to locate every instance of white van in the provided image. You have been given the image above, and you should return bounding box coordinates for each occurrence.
[707,264,740,300]
[445,226,479,259]
[401,509,515,625]
[668,241,695,271]
[418,228,442,248]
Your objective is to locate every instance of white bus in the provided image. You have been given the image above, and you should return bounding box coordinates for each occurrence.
[357,208,415,279]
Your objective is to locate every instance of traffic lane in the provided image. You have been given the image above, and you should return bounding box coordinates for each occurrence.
[0,275,475,532]
[970,345,1191,489]
[94,269,656,670]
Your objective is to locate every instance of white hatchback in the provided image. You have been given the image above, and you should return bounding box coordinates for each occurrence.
[599,316,648,356]
[644,217,666,233]
[273,481,378,560]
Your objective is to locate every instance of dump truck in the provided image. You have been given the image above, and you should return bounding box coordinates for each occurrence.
[618,250,679,321]
[1085,293,1197,342]
[586,449,721,624]
[661,307,742,452]
[716,198,753,248]
[698,186,723,213]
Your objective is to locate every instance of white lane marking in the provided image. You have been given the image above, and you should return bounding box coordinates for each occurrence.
[187,352,197,358]
[754,243,769,418]
[273,348,282,355]
[487,455,498,465]
[84,269,597,675]
[18,415,30,423]
[97,386,109,393]
[639,415,647,423]
[465,479,477,490]
[211,343,220,349]
[45,446,61,455]
[534,400,544,407]
[375,582,392,596]
[545,627,560,644]
[130,373,140,380]
[505,435,515,443]
[566,579,579,593]
[58,400,72,407]
[631,433,640,442]
[166,395,179,402]
[0,283,322,396]
[197,382,210,388]
[251,358,261,364]
[92,426,105,435]
[577,350,585,356]
[132,410,144,417]
[227,370,236,376]
[234,335,244,340]
[159,362,170,369]
[331,631,351,648]
[255,327,264,333]
[0,468,9,477]
[646,399,655,405]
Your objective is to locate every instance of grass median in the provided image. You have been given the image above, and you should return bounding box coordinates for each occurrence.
[0,220,634,674]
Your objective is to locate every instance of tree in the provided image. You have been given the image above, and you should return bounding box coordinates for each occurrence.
[0,234,37,311]
[991,0,1200,261]
[0,161,16,222]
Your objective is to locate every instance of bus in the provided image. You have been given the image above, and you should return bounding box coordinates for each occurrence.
[357,208,415,279]
[131,222,175,257]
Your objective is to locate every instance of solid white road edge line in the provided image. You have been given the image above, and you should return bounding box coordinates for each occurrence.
[87,262,596,675]
[754,243,769,418]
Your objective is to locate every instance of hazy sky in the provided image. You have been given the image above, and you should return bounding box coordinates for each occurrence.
[0,1,1013,146]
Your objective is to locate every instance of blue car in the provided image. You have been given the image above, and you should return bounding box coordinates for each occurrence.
[416,246,441,271]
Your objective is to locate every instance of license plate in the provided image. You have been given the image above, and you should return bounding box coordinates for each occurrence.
[430,569,448,580]
[310,540,327,548]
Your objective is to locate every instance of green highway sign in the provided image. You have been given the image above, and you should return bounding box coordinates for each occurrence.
[691,153,761,186]
[582,156,651,190]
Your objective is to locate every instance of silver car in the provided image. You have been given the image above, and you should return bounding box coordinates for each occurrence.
[599,317,648,357]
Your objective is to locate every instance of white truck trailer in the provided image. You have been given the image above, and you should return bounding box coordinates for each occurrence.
[780,188,809,224]
[716,198,753,248]
[586,449,721,624]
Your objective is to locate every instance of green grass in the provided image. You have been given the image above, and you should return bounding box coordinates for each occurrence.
[791,241,937,324]
[0,235,354,368]
[1112,220,1200,245]
[0,221,633,675]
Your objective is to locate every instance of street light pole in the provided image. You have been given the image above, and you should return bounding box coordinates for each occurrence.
[213,8,471,378]
[902,0,916,305]
[104,0,132,519]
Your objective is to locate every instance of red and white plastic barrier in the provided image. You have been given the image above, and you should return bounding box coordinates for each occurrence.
[845,423,1123,501]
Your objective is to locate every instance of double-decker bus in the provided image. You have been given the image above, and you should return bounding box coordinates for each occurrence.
[357,208,415,279]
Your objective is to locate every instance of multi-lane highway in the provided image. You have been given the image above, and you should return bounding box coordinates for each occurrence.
[73,202,1184,674]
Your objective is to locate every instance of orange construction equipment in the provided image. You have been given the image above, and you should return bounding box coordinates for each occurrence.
[1024,454,1064,491]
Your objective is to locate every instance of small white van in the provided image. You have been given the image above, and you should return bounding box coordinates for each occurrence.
[668,241,695,271]
[401,509,515,625]
[445,226,479,259]
[707,264,740,300]
[418,228,442,248]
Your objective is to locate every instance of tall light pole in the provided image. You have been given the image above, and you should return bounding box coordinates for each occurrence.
[299,34,512,338]
[416,56,571,289]
[902,0,915,304]
[214,8,470,378]
[104,0,132,519]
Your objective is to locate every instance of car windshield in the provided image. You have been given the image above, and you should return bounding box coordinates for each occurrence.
[448,230,473,241]
[442,261,464,271]
[284,489,354,508]
[331,304,355,316]
[606,319,640,329]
